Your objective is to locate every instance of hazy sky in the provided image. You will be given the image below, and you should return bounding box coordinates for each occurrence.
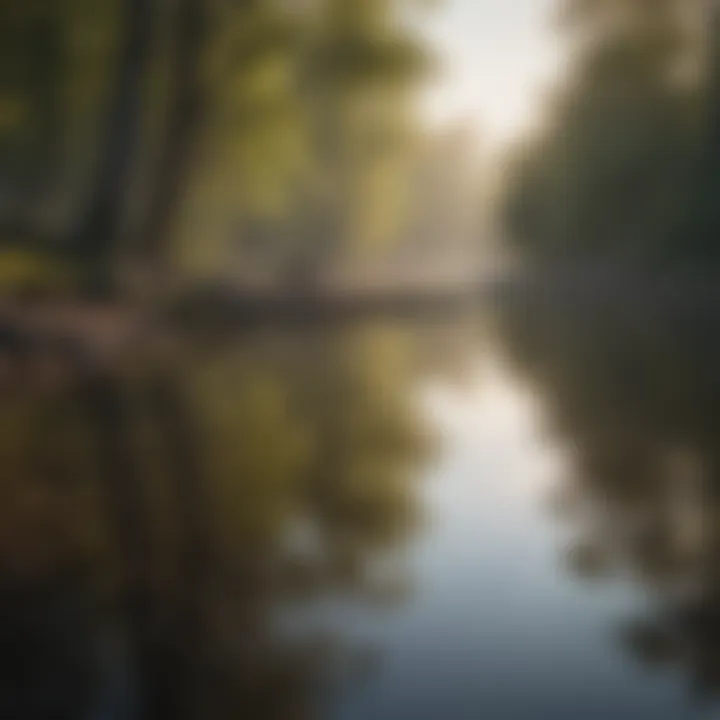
[422,0,561,146]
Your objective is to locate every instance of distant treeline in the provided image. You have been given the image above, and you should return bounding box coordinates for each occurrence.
[501,0,720,267]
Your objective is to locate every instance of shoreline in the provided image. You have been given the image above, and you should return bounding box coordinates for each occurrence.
[0,269,720,351]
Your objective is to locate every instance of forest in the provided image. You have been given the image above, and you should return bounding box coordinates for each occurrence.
[7,2,720,716]
[6,0,720,306]
[501,0,720,269]
[0,0,438,299]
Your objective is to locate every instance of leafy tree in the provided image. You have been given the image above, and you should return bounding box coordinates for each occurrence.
[500,0,715,266]
[0,0,432,294]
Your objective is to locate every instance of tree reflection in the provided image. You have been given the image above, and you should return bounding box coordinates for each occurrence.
[494,291,720,700]
[0,323,430,719]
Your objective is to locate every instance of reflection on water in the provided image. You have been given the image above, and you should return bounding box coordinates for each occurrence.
[0,323,433,720]
[495,293,720,708]
[4,297,720,718]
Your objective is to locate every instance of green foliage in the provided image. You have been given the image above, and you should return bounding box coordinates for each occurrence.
[0,0,431,291]
[0,251,75,296]
[500,0,720,266]
[175,0,430,282]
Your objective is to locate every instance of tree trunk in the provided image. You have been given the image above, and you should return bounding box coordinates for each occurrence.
[135,0,206,295]
[73,0,155,292]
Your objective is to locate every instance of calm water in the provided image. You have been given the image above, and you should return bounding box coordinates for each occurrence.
[2,294,720,719]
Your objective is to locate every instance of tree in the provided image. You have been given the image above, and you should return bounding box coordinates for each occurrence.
[0,0,432,296]
[500,0,711,266]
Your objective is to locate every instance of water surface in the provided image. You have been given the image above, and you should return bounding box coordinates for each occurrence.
[1,296,718,719]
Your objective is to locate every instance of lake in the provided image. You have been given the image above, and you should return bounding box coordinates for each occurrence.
[0,291,718,719]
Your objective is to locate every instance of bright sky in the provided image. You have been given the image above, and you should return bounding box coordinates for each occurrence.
[421,0,562,147]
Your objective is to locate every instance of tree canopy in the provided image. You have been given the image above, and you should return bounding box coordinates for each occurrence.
[500,0,720,267]
[0,0,432,295]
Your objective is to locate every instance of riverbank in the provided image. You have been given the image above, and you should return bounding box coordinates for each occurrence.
[2,268,720,358]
